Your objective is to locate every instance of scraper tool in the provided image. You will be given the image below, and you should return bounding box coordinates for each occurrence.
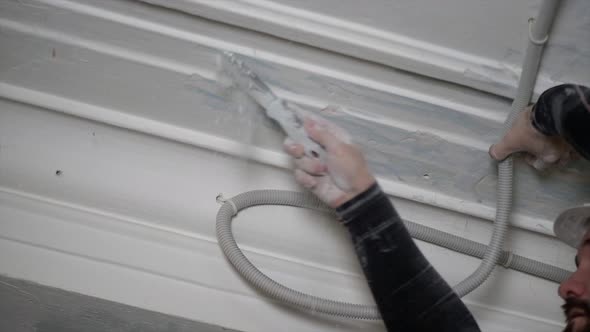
[221,52,326,161]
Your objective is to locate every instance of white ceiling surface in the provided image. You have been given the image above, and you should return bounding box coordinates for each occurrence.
[0,0,587,331]
[140,0,590,98]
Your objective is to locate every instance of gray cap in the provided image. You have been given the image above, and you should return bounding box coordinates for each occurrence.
[554,205,590,248]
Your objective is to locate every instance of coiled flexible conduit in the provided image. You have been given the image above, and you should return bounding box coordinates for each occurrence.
[217,191,571,319]
[216,0,564,320]
[454,0,562,296]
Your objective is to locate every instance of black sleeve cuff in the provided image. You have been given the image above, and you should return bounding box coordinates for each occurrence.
[336,183,400,236]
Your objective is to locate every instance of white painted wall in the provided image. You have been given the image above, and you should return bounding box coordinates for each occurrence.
[0,0,588,331]
[140,0,590,97]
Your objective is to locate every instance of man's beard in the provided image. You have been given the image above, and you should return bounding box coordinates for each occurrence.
[563,298,590,332]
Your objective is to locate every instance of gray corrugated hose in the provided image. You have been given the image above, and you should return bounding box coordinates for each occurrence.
[453,0,562,297]
[216,0,565,320]
[216,191,571,320]
[216,190,378,319]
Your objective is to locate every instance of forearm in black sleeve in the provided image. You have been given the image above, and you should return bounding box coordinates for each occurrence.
[532,84,590,160]
[336,183,481,332]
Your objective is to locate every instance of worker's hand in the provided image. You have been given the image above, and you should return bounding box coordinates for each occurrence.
[489,106,577,170]
[284,111,376,208]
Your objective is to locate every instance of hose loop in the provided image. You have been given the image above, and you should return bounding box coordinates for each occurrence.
[216,190,571,319]
[528,18,550,45]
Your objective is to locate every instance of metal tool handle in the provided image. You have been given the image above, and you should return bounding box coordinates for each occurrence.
[221,52,326,161]
[266,100,326,161]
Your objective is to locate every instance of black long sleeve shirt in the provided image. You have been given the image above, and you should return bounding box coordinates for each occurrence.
[336,184,481,332]
[327,84,590,331]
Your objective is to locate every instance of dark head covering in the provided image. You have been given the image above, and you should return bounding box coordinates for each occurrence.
[532,84,590,160]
